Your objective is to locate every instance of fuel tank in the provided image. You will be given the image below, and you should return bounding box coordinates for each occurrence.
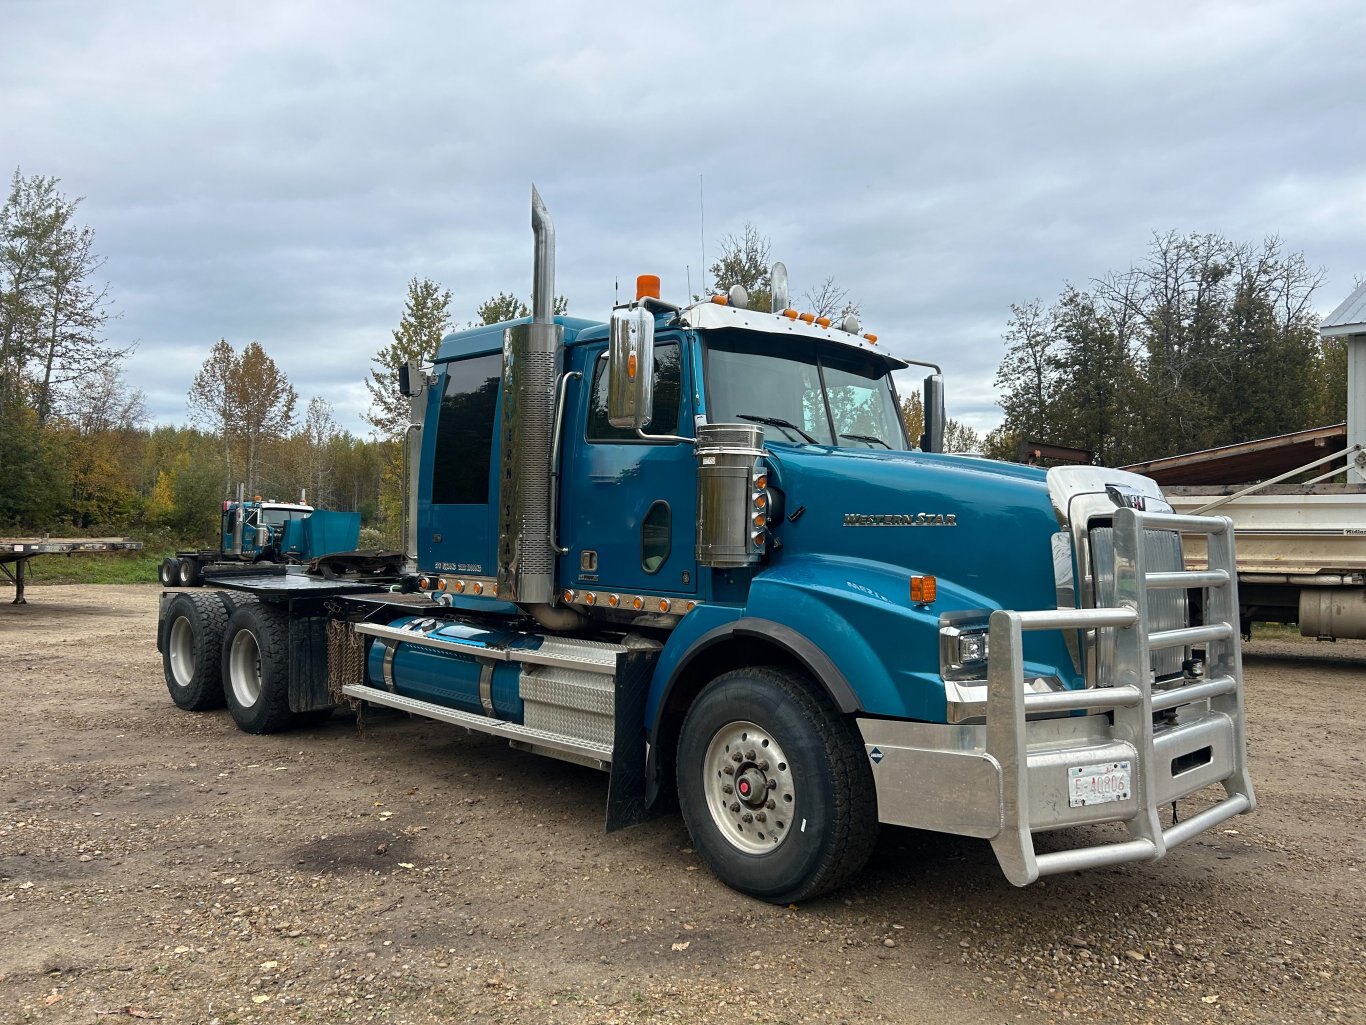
[365,616,525,721]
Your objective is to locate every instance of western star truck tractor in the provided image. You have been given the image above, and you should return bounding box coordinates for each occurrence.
[156,189,1254,902]
[158,487,380,587]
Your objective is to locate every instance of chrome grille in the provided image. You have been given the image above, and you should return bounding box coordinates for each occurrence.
[1091,526,1188,681]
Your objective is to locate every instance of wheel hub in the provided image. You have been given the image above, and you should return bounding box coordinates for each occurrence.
[702,721,795,855]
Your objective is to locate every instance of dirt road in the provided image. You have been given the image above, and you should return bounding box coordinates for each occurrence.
[1,585,1362,1024]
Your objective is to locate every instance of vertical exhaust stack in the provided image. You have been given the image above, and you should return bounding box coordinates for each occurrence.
[230,482,246,556]
[496,186,565,605]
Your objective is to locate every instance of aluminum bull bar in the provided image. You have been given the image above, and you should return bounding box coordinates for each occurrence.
[987,505,1255,885]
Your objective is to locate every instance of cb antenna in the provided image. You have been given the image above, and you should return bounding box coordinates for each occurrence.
[699,173,706,294]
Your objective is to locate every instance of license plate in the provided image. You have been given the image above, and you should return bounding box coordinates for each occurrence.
[1068,761,1132,807]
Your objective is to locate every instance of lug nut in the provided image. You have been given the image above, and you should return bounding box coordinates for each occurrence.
[731,751,743,763]
[745,749,756,761]
[766,779,777,790]
[766,798,776,810]
[722,784,733,794]
[758,760,769,771]
[722,764,735,776]
[755,812,767,822]
[729,802,741,813]
[741,813,753,823]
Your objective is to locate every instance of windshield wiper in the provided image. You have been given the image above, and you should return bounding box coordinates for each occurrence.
[736,413,818,445]
[840,433,891,449]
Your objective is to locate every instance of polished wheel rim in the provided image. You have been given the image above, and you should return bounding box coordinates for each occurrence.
[168,616,194,687]
[702,720,795,854]
[228,629,263,707]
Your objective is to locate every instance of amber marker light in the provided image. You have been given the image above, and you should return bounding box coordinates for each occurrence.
[754,473,768,490]
[585,592,597,606]
[563,589,576,603]
[658,598,672,613]
[863,333,878,344]
[910,575,937,604]
[799,312,815,324]
[453,580,466,593]
[685,601,697,612]
[632,596,644,610]
[418,576,431,590]
[782,308,799,319]
[608,594,620,608]
[627,352,637,379]
[815,316,831,328]
[636,274,660,301]
[472,582,484,595]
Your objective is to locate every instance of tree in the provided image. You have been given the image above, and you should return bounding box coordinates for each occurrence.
[706,224,772,311]
[188,338,239,490]
[803,276,860,321]
[299,395,340,508]
[188,338,297,497]
[366,277,453,438]
[471,290,568,327]
[993,231,1326,467]
[0,169,122,426]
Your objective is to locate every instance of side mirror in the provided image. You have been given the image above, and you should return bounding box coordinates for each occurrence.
[920,373,945,453]
[398,360,424,398]
[608,308,655,429]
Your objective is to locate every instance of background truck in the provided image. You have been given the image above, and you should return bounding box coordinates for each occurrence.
[158,484,386,587]
[1124,425,1366,639]
[155,188,1253,902]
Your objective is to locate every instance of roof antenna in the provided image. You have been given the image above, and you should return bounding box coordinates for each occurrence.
[699,173,707,294]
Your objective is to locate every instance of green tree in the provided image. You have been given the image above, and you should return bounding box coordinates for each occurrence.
[366,277,453,438]
[188,339,297,497]
[705,223,772,311]
[471,290,568,327]
[0,169,122,426]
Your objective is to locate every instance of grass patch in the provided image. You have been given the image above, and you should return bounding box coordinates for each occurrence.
[16,548,174,586]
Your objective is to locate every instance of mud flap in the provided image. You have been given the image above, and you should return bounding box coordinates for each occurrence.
[605,648,662,833]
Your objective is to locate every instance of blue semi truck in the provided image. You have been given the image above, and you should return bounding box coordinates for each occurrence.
[157,189,1254,901]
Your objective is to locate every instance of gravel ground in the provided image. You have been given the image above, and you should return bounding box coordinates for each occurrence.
[0,584,1362,1025]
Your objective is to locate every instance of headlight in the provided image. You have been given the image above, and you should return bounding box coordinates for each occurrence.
[1090,524,1187,683]
[940,616,991,681]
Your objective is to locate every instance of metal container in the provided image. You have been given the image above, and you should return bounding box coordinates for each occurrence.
[695,424,766,567]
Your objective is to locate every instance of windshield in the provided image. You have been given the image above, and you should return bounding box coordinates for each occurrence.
[703,332,908,450]
[259,507,310,528]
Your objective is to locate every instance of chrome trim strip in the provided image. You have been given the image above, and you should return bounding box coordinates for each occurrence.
[341,684,612,763]
[478,663,495,717]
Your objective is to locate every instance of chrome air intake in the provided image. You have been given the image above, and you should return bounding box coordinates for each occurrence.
[496,187,564,604]
[1090,525,1188,682]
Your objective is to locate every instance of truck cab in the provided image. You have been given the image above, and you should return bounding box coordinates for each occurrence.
[161,189,1254,903]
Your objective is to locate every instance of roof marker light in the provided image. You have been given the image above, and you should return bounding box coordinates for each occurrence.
[863,333,878,344]
[710,294,729,306]
[782,308,799,320]
[636,274,660,301]
[815,316,831,328]
[799,312,815,324]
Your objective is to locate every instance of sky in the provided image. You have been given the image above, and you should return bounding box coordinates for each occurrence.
[3,0,1364,438]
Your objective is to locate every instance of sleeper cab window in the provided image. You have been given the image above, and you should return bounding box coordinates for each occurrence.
[431,352,501,504]
[586,341,683,442]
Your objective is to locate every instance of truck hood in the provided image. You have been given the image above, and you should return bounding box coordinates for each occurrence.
[764,446,1062,613]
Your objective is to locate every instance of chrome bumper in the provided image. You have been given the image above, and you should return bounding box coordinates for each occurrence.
[860,505,1256,886]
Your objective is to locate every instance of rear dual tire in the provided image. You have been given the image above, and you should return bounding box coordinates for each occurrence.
[221,602,300,734]
[162,592,230,710]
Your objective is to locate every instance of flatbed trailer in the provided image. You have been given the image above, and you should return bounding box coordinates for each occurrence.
[1,537,144,604]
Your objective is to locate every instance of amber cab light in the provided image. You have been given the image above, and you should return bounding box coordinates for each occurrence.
[636,274,660,301]
[910,575,937,604]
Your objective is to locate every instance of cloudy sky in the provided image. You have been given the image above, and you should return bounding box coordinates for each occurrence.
[4,1,1363,437]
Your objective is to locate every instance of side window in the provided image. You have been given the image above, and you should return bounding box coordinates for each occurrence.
[641,501,671,573]
[587,341,682,441]
[432,352,501,504]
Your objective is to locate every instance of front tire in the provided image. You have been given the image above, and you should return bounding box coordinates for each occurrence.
[222,602,294,734]
[676,666,878,904]
[162,592,230,710]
